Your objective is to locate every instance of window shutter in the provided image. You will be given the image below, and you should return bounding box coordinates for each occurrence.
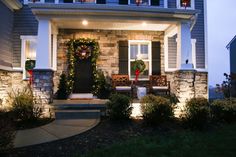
[119,41,128,74]
[151,0,160,6]
[152,41,161,75]
[96,0,106,4]
[119,0,128,5]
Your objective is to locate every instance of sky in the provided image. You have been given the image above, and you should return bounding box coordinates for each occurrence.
[207,0,236,86]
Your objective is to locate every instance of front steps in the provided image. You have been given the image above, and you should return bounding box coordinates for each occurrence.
[69,93,95,99]
[53,100,108,120]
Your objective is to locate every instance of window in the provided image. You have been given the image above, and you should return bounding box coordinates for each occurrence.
[177,0,195,9]
[129,0,149,6]
[20,36,37,79]
[128,40,151,80]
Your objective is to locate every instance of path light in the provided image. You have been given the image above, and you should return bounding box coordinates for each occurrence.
[82,20,88,26]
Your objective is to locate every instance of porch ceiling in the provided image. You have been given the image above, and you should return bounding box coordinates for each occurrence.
[52,19,171,31]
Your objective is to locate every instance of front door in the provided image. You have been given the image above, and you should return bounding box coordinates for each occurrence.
[73,57,93,93]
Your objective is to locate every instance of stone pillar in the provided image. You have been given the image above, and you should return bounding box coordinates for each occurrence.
[33,69,54,117]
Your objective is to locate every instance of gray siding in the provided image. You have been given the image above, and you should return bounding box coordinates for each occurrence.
[191,0,205,69]
[13,5,38,67]
[168,34,177,68]
[168,0,176,8]
[0,1,13,70]
[230,40,236,74]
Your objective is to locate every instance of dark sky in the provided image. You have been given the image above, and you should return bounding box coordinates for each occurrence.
[207,0,236,86]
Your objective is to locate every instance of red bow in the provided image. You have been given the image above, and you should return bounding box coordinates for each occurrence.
[135,69,140,83]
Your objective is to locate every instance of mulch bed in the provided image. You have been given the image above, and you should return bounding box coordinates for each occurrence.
[1,118,182,157]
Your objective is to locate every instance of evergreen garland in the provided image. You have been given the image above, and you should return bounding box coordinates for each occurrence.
[66,38,100,96]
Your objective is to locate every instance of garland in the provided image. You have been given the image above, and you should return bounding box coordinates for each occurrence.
[66,38,100,95]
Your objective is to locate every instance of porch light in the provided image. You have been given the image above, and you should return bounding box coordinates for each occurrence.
[82,20,88,26]
[142,22,147,26]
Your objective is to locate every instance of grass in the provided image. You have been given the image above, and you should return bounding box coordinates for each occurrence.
[77,123,236,157]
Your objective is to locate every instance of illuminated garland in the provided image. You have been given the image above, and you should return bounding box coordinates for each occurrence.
[66,38,100,95]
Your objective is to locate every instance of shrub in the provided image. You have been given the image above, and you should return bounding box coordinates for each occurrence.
[140,95,174,125]
[216,73,232,98]
[0,111,15,151]
[57,73,69,99]
[93,70,111,99]
[184,97,210,129]
[106,94,132,120]
[8,86,42,121]
[211,99,236,123]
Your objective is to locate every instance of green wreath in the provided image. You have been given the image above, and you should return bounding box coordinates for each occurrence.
[132,60,146,73]
[25,59,35,71]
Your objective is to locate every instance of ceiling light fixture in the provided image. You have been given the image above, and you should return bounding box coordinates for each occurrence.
[142,22,147,26]
[82,20,88,26]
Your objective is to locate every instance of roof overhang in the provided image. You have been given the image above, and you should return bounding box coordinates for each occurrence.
[1,0,22,11]
[29,4,199,22]
[226,35,236,50]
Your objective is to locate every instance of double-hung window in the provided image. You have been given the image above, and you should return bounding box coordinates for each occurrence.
[177,0,195,9]
[128,40,152,80]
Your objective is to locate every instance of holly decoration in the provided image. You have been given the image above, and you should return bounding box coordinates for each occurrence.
[132,60,146,83]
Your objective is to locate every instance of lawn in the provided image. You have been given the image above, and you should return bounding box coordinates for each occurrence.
[78,123,236,157]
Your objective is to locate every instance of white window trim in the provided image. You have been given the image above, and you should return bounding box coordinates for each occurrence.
[20,35,37,80]
[176,0,195,10]
[128,40,152,81]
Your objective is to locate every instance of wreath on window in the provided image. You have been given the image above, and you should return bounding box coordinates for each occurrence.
[132,60,146,82]
[25,59,36,71]
[75,45,92,60]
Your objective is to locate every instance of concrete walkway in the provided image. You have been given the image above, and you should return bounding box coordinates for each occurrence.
[14,113,100,148]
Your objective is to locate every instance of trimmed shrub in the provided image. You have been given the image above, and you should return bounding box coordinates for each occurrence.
[140,95,174,125]
[0,111,15,151]
[106,94,132,120]
[57,73,69,99]
[211,99,236,123]
[184,97,210,129]
[8,86,42,121]
[94,70,111,99]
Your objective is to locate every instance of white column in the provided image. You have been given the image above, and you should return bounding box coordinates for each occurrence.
[164,0,168,8]
[35,19,52,69]
[177,22,193,70]
[52,33,57,70]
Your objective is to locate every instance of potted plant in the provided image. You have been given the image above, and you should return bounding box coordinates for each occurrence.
[132,59,146,83]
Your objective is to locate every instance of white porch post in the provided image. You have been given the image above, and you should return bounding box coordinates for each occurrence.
[177,22,193,70]
[35,18,52,69]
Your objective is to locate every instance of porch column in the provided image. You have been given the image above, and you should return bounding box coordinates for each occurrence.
[35,18,52,69]
[177,22,193,70]
[33,18,54,117]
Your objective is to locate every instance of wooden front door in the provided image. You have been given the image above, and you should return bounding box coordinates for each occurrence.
[73,57,93,93]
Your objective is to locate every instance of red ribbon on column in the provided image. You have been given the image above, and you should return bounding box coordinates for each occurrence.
[28,70,33,85]
[135,69,140,83]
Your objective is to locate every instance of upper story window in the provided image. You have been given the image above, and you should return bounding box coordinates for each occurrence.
[177,0,195,9]
[129,40,152,80]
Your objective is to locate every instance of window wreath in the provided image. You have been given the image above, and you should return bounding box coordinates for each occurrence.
[132,59,146,82]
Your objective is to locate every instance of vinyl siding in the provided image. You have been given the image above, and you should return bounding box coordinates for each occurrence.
[12,5,38,67]
[191,0,205,69]
[168,34,177,69]
[0,1,13,70]
[168,0,176,8]
[230,40,236,74]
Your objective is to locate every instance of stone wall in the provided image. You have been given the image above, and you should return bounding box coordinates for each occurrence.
[0,71,27,109]
[55,29,164,93]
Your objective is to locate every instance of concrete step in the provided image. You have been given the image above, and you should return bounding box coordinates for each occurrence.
[55,110,101,120]
[53,104,106,111]
[69,93,95,99]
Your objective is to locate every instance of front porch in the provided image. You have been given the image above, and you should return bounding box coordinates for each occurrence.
[28,3,207,114]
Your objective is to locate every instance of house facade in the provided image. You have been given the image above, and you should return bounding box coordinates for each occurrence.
[0,0,208,114]
[227,36,236,97]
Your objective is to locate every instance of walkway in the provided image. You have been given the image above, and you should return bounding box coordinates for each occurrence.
[13,99,107,148]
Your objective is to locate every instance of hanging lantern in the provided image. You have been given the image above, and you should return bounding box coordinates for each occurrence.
[75,45,92,60]
[181,0,190,9]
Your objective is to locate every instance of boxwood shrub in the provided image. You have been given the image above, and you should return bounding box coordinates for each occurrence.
[140,95,174,125]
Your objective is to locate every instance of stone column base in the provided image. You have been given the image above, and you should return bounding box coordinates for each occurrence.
[33,69,54,117]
